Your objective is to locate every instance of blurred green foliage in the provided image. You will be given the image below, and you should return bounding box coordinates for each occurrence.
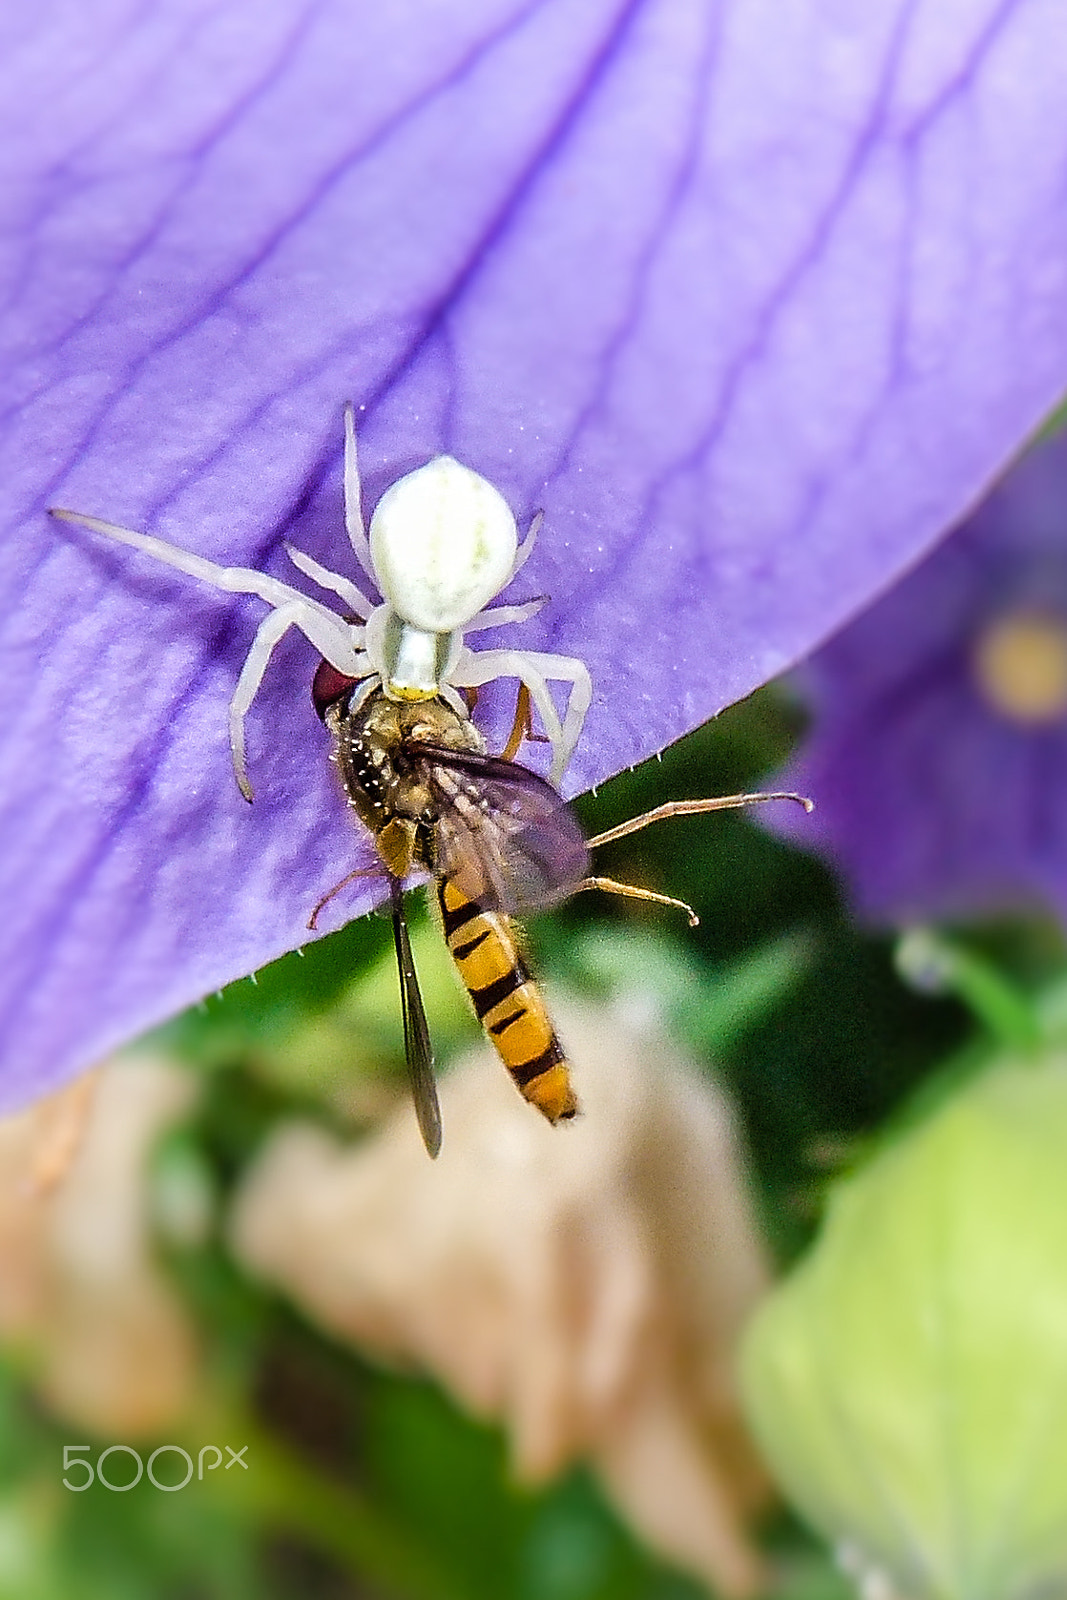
[2,688,1017,1599]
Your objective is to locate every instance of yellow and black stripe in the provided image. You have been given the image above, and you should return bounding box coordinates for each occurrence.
[436,877,578,1123]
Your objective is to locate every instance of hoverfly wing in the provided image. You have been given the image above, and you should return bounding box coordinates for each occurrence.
[402,742,591,914]
[388,877,442,1158]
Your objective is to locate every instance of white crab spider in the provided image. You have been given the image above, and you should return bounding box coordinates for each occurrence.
[52,406,593,798]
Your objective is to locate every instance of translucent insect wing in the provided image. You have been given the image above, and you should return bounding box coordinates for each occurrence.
[388,879,442,1157]
[407,744,591,914]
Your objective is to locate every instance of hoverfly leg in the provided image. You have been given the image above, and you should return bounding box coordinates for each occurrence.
[586,790,813,851]
[499,682,551,761]
[500,682,532,761]
[389,877,442,1158]
[579,793,813,928]
[574,875,700,929]
[307,864,385,930]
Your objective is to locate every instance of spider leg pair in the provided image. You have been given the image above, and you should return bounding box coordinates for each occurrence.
[53,405,593,797]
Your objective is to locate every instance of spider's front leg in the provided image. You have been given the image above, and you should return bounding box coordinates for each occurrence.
[49,508,344,621]
[451,647,593,786]
[229,602,367,801]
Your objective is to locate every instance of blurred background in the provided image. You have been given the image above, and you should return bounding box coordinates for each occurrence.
[10,5,1067,1592]
[0,668,1003,1600]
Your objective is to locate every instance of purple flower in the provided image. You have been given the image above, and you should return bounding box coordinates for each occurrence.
[767,430,1067,923]
[4,0,1067,1103]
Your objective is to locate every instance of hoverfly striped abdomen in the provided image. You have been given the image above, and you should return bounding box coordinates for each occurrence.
[437,877,576,1123]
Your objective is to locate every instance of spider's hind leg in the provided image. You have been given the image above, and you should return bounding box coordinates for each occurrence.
[342,402,376,585]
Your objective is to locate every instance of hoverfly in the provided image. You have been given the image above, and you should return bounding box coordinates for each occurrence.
[52,406,810,1156]
[308,679,587,1155]
[310,674,808,1156]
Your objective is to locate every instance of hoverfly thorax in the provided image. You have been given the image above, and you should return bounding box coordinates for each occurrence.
[331,691,482,830]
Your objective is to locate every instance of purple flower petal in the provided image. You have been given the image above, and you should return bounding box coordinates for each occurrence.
[766,431,1067,924]
[4,0,1067,1101]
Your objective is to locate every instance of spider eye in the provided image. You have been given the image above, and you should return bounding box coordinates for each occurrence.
[312,658,358,720]
[369,455,518,631]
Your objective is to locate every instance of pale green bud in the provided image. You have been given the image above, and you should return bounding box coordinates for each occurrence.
[741,1055,1067,1600]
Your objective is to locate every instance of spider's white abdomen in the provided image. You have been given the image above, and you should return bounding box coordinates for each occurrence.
[369,455,518,633]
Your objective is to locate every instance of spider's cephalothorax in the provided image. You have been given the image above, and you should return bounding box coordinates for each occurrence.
[52,405,593,799]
